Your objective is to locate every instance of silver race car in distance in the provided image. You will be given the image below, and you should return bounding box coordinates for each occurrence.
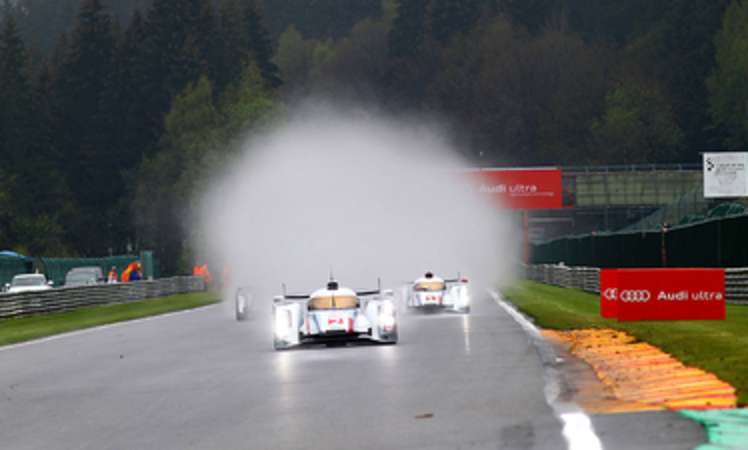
[272,279,398,350]
[235,286,254,321]
[404,272,471,313]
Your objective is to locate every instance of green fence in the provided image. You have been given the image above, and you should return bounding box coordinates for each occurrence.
[40,251,156,286]
[0,256,33,286]
[532,214,748,268]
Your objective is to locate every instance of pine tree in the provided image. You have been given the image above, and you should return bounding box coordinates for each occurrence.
[0,0,34,200]
[387,0,439,105]
[430,0,481,44]
[388,0,430,59]
[242,1,281,88]
[53,0,118,255]
[214,0,245,93]
[708,0,748,149]
[116,9,155,160]
[500,0,557,33]
[0,0,33,179]
[29,61,71,212]
[141,0,217,141]
[0,0,24,225]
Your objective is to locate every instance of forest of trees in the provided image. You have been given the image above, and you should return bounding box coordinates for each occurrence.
[1,0,748,271]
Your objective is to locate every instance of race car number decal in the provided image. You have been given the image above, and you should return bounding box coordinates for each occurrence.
[327,316,346,330]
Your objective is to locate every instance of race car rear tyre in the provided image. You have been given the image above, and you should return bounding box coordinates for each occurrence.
[381,329,398,345]
[325,342,346,348]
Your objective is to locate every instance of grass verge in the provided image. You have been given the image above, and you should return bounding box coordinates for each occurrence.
[0,291,219,347]
[503,280,748,405]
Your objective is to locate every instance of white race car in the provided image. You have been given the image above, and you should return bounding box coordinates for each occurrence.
[404,272,470,313]
[271,279,398,350]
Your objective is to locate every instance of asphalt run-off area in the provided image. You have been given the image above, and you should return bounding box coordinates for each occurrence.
[0,294,705,450]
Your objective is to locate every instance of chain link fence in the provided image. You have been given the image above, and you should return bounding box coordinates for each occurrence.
[0,276,205,319]
[525,264,748,304]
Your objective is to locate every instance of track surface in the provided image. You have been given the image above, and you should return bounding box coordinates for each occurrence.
[0,295,703,449]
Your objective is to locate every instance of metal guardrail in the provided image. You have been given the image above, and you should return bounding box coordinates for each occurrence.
[0,276,205,319]
[525,265,748,304]
[525,265,601,294]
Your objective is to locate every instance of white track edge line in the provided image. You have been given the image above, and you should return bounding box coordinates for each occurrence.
[489,289,604,450]
[0,303,220,352]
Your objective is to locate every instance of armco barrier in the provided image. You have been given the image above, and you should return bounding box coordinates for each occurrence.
[525,264,748,304]
[0,276,205,319]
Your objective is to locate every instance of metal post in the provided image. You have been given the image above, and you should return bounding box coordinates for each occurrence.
[523,211,530,264]
[661,223,669,267]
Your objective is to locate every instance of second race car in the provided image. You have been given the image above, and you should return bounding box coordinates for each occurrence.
[404,272,471,313]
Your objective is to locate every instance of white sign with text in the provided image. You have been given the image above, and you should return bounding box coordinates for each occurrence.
[704,152,748,198]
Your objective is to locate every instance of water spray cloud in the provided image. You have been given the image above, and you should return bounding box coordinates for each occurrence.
[197,104,518,304]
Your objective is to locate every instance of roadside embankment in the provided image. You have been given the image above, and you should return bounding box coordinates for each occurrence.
[503,281,748,405]
[544,329,736,410]
[0,291,219,347]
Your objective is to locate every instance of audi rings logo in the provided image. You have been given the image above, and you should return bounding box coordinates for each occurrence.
[603,288,617,301]
[619,290,651,303]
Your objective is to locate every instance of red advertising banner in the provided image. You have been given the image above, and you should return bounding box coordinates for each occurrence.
[616,269,725,321]
[599,269,618,318]
[467,168,563,210]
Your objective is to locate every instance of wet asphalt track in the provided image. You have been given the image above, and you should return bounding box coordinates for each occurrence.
[0,295,704,450]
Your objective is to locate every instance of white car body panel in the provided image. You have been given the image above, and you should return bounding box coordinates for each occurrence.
[272,282,398,350]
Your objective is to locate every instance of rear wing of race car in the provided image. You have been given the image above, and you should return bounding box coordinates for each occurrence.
[275,279,388,302]
[356,278,383,297]
[279,283,308,301]
[444,273,468,284]
[403,273,468,284]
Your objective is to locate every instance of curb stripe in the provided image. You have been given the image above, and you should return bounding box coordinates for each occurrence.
[489,290,604,450]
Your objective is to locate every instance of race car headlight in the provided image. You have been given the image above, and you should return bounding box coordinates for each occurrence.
[379,303,395,328]
[380,315,395,328]
[274,310,292,338]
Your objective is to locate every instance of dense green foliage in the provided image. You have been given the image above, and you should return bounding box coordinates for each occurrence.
[1,0,747,271]
[708,0,748,150]
[0,291,218,347]
[0,0,279,266]
[504,281,748,404]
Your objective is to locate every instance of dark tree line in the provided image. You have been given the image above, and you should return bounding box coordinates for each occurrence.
[275,0,738,165]
[2,0,748,268]
[0,0,279,259]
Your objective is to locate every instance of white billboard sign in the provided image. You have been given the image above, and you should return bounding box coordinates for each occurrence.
[703,152,748,198]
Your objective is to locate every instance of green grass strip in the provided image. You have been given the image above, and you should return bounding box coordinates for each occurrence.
[503,281,748,405]
[0,291,219,347]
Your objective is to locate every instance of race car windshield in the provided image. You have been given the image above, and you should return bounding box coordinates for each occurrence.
[414,281,445,292]
[308,295,359,310]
